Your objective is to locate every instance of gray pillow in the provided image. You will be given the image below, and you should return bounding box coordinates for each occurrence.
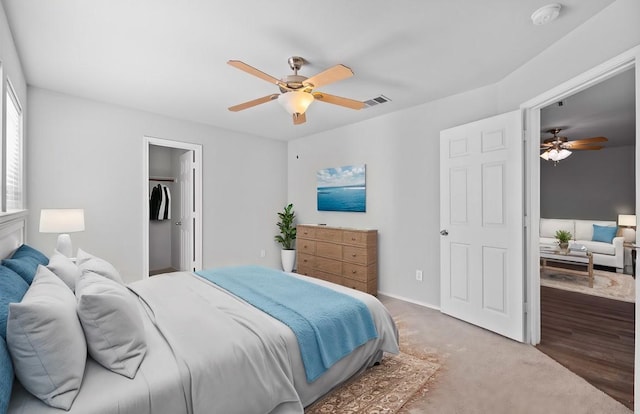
[7,265,86,410]
[76,271,146,378]
[76,248,124,285]
[46,250,82,291]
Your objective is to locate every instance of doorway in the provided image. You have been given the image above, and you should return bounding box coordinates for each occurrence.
[522,46,639,409]
[143,136,203,277]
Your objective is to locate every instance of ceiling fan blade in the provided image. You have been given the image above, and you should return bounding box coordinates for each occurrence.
[293,112,306,125]
[313,92,365,110]
[565,145,604,151]
[227,60,285,87]
[228,94,279,112]
[304,64,354,89]
[567,136,608,145]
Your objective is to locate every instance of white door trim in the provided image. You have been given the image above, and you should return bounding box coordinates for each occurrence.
[521,45,639,346]
[142,136,203,278]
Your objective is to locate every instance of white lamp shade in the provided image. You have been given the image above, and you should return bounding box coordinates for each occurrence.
[39,209,85,233]
[618,214,636,227]
[540,151,550,160]
[277,91,314,115]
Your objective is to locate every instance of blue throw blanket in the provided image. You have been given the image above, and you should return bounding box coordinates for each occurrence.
[195,266,378,382]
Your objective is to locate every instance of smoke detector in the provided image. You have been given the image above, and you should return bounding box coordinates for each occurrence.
[531,3,562,25]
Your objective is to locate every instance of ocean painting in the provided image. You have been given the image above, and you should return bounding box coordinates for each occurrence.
[317,164,366,212]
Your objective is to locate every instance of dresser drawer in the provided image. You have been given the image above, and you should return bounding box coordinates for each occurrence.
[297,253,315,268]
[342,278,368,292]
[297,226,316,239]
[342,246,374,265]
[315,256,342,275]
[342,263,375,282]
[296,264,313,277]
[315,227,343,243]
[343,231,367,246]
[298,240,316,255]
[315,270,343,286]
[316,241,342,260]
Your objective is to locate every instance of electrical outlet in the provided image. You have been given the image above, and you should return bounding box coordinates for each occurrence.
[416,270,423,281]
[260,249,266,258]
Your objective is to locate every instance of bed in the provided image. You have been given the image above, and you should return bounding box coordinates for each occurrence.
[0,216,399,413]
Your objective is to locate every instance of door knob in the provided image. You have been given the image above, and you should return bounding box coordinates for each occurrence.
[440,229,448,236]
[175,221,182,226]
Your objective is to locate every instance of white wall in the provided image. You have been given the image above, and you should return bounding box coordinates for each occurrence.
[288,0,640,308]
[288,85,499,306]
[27,88,288,282]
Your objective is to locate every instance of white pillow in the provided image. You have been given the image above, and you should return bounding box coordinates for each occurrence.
[46,250,82,291]
[76,271,147,378]
[76,248,124,285]
[7,265,86,410]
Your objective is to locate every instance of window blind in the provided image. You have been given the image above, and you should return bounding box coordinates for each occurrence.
[6,82,23,210]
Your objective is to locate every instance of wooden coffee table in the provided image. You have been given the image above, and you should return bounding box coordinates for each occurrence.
[540,247,594,288]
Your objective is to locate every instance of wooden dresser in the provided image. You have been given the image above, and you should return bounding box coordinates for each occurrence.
[296,224,378,295]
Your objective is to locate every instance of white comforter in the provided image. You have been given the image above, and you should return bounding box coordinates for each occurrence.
[8,271,399,413]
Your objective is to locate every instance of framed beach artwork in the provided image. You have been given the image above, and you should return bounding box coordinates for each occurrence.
[317,164,366,212]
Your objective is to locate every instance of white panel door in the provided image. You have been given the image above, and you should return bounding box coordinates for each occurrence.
[179,151,194,271]
[440,110,524,342]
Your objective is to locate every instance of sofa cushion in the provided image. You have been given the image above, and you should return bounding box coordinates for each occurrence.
[576,240,616,256]
[540,219,574,239]
[574,220,616,242]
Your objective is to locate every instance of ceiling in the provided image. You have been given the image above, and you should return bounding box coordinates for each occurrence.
[541,67,636,149]
[1,0,620,141]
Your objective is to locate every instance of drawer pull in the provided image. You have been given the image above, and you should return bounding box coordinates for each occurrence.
[351,237,356,241]
[303,259,308,263]
[352,270,357,274]
[351,254,357,257]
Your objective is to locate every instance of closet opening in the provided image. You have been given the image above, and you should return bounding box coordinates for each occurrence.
[143,137,202,277]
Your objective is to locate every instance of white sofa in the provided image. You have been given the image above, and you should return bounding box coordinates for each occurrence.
[540,218,624,272]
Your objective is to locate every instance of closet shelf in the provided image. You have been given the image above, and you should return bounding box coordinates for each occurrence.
[149,177,176,183]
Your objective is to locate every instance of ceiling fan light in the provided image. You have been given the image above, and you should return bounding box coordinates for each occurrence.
[540,150,550,160]
[547,149,560,161]
[557,149,572,160]
[278,91,314,115]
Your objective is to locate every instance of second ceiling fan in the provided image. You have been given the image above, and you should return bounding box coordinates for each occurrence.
[540,128,608,164]
[227,56,365,125]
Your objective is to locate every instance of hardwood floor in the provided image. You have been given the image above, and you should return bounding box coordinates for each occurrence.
[537,285,635,409]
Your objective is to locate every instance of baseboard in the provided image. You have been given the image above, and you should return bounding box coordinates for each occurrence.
[377,291,441,311]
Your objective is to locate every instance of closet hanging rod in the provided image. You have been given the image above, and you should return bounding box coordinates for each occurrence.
[149,177,176,182]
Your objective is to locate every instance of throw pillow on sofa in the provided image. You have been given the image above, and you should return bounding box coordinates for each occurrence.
[592,224,618,244]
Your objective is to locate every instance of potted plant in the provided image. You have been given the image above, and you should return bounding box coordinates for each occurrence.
[275,203,297,272]
[554,229,572,253]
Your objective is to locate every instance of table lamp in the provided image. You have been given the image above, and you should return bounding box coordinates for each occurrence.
[39,209,85,257]
[618,214,636,243]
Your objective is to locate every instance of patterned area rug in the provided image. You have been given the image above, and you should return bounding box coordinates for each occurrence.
[305,352,440,414]
[541,269,635,302]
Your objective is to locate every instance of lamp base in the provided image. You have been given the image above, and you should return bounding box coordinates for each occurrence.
[56,234,73,257]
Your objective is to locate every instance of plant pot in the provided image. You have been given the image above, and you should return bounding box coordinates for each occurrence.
[558,242,569,253]
[281,249,296,273]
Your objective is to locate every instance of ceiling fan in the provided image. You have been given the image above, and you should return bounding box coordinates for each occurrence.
[227,56,365,125]
[539,128,608,164]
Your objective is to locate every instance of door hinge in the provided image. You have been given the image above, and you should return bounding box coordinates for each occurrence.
[523,215,530,228]
[523,302,529,314]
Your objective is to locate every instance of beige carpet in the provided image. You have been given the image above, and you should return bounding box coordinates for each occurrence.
[540,269,635,302]
[305,352,440,414]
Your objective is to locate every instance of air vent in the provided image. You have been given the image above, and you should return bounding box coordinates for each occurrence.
[364,95,391,108]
